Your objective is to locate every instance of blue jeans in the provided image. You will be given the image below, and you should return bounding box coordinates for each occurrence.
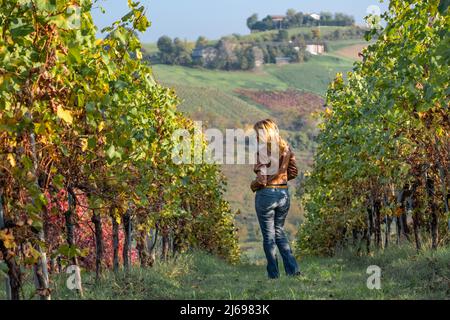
[255,188,299,279]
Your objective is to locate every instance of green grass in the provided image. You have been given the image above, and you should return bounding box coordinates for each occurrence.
[9,245,448,300]
[142,43,158,55]
[167,83,271,129]
[265,55,355,96]
[153,65,289,93]
[326,39,371,52]
[153,55,355,98]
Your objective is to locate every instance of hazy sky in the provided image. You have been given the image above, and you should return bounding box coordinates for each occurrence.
[91,0,389,43]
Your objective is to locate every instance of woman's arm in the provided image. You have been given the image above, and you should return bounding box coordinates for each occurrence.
[250,151,269,192]
[287,149,298,181]
[251,163,267,192]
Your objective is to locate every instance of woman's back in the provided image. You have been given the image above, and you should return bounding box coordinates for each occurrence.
[251,146,298,192]
[251,119,301,279]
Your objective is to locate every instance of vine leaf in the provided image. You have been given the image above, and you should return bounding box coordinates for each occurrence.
[57,106,73,124]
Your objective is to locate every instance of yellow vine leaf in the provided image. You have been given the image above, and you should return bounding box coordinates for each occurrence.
[81,138,88,152]
[57,106,73,124]
[417,112,426,119]
[7,153,16,167]
[136,49,142,60]
[6,35,13,45]
[98,121,105,132]
[0,230,16,250]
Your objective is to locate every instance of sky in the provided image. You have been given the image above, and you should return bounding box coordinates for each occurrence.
[91,0,389,43]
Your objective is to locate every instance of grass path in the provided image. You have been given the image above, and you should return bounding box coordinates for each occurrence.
[39,245,450,300]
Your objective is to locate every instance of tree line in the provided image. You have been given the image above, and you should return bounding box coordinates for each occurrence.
[247,9,355,32]
[153,25,367,70]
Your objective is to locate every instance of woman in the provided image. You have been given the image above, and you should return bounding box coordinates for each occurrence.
[250,119,301,279]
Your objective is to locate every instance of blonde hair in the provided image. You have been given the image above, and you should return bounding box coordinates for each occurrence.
[253,119,288,154]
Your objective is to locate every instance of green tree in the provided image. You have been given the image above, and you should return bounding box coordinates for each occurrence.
[247,13,258,31]
[286,8,297,18]
[195,36,209,48]
[173,37,192,65]
[277,29,290,42]
[285,8,297,28]
[294,12,304,26]
[157,35,174,64]
[320,12,333,25]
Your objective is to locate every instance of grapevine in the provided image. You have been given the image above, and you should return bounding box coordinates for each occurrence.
[0,0,239,300]
[297,0,449,256]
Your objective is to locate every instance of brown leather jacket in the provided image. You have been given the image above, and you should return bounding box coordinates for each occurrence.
[250,146,298,192]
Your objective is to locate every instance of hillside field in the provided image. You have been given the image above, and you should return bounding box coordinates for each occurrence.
[149,41,364,243]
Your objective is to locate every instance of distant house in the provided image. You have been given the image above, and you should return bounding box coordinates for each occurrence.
[192,46,219,65]
[270,15,286,29]
[306,44,325,55]
[275,57,291,65]
[270,15,286,22]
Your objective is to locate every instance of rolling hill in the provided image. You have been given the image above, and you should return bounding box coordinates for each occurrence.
[148,36,367,244]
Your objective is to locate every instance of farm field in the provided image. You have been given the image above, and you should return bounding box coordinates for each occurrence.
[142,42,158,55]
[153,54,355,97]
[264,55,355,95]
[325,39,371,51]
[152,65,289,93]
[168,84,272,129]
[334,43,367,60]
[149,44,359,243]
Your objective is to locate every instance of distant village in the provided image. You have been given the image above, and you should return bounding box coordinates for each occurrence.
[149,9,366,70]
